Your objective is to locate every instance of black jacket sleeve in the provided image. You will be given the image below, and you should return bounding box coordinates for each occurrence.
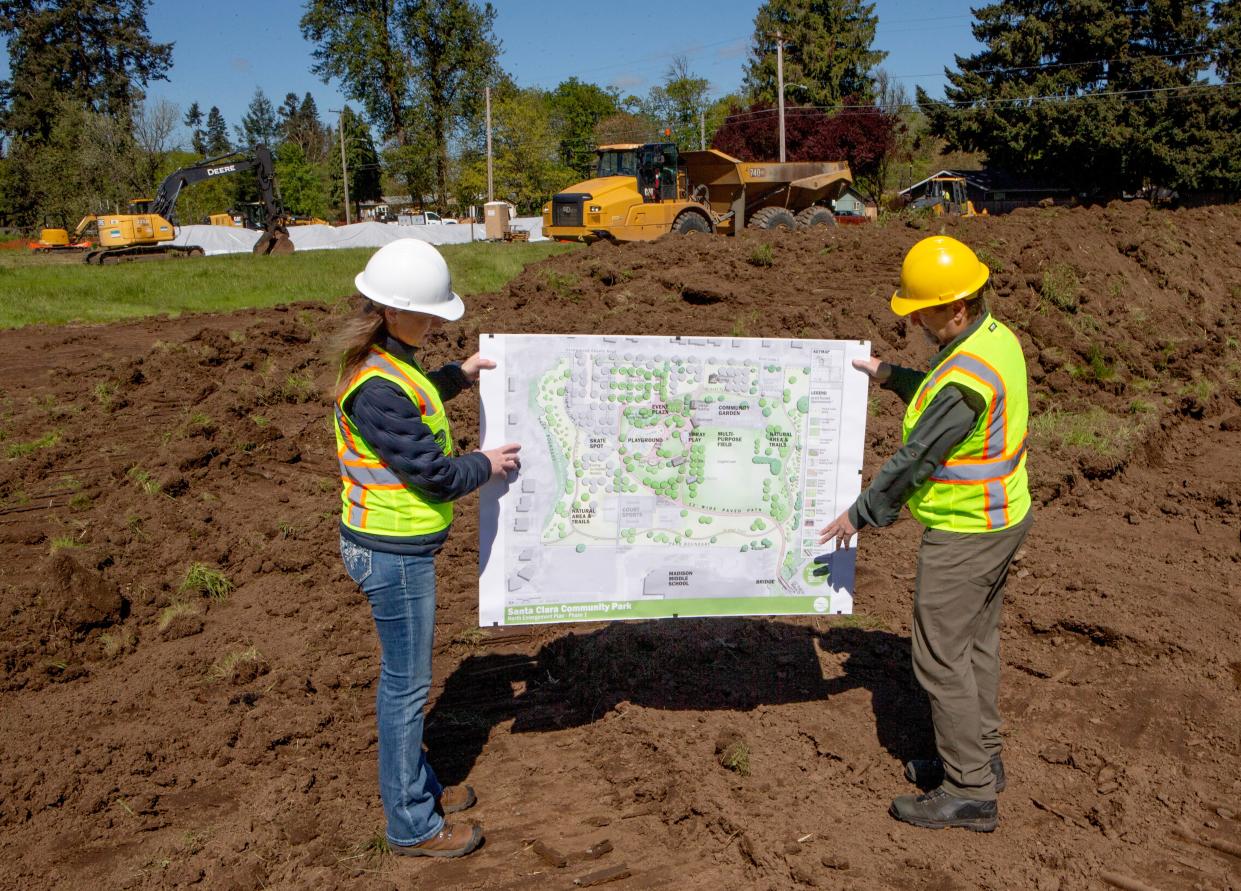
[847,383,984,530]
[882,364,927,405]
[426,362,472,402]
[345,378,491,503]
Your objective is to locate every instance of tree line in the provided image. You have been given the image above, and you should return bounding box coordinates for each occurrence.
[1,0,1237,231]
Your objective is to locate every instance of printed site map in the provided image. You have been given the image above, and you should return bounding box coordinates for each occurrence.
[477,334,870,626]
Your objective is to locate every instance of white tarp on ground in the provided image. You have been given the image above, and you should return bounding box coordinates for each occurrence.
[171,218,547,257]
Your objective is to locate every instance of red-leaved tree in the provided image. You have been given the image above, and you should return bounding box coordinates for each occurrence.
[711,102,901,202]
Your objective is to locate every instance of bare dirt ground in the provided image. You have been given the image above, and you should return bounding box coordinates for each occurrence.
[1,201,1239,891]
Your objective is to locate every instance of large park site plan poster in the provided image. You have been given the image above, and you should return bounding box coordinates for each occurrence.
[477,333,870,626]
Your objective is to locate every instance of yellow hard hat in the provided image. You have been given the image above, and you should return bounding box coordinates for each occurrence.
[890,235,990,316]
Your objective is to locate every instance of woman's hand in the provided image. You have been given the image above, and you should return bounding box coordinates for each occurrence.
[483,442,521,479]
[818,509,857,549]
[461,352,495,383]
[853,356,890,383]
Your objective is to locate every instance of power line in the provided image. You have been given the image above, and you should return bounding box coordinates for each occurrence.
[719,81,1240,120]
[884,48,1222,81]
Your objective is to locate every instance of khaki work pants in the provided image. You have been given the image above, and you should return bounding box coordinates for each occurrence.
[912,511,1032,800]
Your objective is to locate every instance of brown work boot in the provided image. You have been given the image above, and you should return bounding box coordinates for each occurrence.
[438,784,477,815]
[390,822,483,858]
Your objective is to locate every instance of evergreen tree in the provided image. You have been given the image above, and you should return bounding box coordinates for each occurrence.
[236,88,278,149]
[1215,0,1241,80]
[205,106,230,154]
[331,105,382,218]
[918,0,1238,193]
[0,0,172,224]
[184,101,207,155]
[744,0,887,108]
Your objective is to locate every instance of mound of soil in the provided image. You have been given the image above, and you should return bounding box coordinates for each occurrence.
[1,201,1239,890]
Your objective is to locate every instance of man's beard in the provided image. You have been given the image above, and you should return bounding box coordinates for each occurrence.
[918,323,939,347]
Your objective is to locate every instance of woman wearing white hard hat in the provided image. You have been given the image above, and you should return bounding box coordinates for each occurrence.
[333,238,520,858]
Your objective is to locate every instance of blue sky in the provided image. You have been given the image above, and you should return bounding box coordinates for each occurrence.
[2,0,983,144]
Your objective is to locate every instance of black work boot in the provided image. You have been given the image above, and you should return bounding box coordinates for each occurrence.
[904,752,1006,793]
[889,787,998,832]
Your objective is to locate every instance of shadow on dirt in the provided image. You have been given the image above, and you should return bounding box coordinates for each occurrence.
[426,618,933,787]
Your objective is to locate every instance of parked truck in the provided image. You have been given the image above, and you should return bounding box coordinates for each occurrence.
[542,143,852,242]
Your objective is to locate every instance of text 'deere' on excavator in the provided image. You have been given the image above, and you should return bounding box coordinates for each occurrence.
[49,145,294,265]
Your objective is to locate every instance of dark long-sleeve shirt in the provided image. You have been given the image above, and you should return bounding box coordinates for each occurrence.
[339,335,491,555]
[848,313,990,530]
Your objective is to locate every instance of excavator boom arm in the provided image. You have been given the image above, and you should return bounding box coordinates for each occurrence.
[151,145,286,235]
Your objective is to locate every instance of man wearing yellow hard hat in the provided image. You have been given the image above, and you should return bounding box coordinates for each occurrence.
[819,235,1032,832]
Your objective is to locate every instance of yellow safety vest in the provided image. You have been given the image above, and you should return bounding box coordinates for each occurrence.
[335,346,455,538]
[902,315,1031,533]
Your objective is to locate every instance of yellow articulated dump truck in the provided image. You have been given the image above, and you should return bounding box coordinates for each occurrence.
[542,142,852,242]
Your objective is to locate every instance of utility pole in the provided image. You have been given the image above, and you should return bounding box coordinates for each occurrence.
[776,32,786,163]
[699,106,705,151]
[330,108,351,225]
[485,86,494,203]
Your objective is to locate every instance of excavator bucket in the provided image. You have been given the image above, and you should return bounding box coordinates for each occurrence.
[253,230,294,256]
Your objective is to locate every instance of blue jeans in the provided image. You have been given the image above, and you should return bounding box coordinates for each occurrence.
[340,536,445,846]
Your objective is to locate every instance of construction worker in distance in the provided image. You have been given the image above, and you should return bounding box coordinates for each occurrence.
[819,235,1032,833]
[333,239,521,858]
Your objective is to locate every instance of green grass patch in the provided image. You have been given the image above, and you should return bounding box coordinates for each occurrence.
[5,430,59,458]
[178,562,234,602]
[748,243,774,268]
[0,242,577,329]
[207,646,263,682]
[1030,406,1143,457]
[1040,263,1080,312]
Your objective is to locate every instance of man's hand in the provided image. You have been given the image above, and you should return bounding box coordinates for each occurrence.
[461,352,495,383]
[482,442,521,479]
[852,356,890,383]
[818,509,857,549]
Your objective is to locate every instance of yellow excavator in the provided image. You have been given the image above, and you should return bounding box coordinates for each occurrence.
[44,145,294,264]
[28,215,93,253]
[910,175,987,217]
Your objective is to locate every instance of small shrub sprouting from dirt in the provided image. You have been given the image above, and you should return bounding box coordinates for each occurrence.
[49,535,80,553]
[1041,263,1080,312]
[338,827,391,869]
[449,627,486,652]
[93,381,116,409]
[975,246,1006,275]
[127,467,161,496]
[833,613,887,630]
[1086,344,1116,381]
[1030,406,1143,458]
[179,562,234,602]
[542,269,580,301]
[183,411,216,437]
[207,646,269,684]
[157,600,200,633]
[748,243,774,268]
[280,373,315,404]
[100,627,136,658]
[715,727,751,777]
[6,430,60,459]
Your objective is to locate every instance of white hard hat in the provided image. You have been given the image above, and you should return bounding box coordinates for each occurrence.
[353,239,465,320]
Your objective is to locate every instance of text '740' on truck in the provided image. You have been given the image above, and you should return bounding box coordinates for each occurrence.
[542,143,852,243]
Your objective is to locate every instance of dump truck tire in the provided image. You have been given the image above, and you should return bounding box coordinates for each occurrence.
[671,212,711,235]
[748,207,796,230]
[795,207,837,228]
